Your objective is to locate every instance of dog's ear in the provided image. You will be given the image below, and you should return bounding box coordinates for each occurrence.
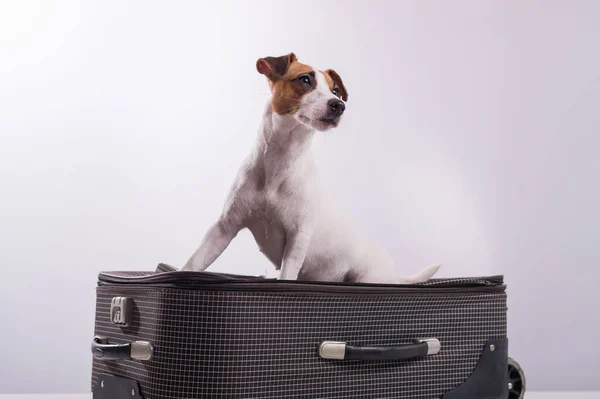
[324,69,348,102]
[256,53,297,81]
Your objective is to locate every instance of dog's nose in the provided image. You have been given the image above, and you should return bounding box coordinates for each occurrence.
[328,99,345,116]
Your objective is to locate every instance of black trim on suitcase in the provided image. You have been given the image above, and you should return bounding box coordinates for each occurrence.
[93,373,144,399]
[442,338,508,399]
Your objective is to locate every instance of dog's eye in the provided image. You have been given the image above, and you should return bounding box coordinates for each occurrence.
[332,87,339,96]
[299,75,311,86]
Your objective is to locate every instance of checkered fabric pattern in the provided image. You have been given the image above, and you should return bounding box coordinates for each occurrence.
[92,272,506,399]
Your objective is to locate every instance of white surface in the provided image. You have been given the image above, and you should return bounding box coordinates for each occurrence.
[3,394,600,399]
[1,0,600,394]
[525,395,600,399]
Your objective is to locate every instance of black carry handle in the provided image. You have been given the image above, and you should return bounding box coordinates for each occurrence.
[91,336,154,361]
[318,338,440,361]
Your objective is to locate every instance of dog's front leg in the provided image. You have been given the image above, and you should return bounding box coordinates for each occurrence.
[278,228,312,280]
[181,219,240,272]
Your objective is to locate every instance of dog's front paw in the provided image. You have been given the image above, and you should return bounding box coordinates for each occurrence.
[180,264,192,271]
[180,259,199,272]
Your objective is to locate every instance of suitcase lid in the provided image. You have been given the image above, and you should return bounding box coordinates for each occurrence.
[96,264,506,293]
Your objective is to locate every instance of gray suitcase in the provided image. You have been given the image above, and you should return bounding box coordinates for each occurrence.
[91,264,509,398]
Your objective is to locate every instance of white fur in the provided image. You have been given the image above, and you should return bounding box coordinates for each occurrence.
[181,70,440,283]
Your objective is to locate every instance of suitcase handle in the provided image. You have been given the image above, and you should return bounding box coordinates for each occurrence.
[91,336,154,361]
[318,338,440,361]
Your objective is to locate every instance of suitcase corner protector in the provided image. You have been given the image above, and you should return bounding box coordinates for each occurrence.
[93,373,144,399]
[441,338,508,399]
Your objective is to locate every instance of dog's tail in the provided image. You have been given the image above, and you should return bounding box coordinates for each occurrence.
[398,264,441,284]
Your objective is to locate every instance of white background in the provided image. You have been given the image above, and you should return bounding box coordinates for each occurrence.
[1,0,599,394]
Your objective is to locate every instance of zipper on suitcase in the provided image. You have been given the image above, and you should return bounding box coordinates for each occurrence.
[96,280,506,295]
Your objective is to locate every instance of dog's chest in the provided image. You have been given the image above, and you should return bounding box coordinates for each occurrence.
[253,146,311,224]
[251,182,293,231]
[245,187,291,268]
[243,140,316,267]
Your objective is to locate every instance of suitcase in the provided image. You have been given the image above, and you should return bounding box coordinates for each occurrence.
[91,264,508,399]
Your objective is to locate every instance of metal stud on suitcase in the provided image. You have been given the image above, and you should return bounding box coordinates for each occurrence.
[91,264,515,398]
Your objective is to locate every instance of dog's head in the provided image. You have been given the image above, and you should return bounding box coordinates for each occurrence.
[257,52,348,131]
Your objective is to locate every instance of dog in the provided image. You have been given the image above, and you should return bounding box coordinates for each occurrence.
[181,52,440,284]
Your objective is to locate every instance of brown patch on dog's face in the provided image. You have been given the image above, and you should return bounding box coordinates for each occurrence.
[256,53,316,115]
[324,69,348,102]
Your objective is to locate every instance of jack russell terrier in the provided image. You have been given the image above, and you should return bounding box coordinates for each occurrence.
[181,52,440,284]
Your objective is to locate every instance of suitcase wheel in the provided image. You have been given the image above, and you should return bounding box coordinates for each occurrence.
[508,357,526,399]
